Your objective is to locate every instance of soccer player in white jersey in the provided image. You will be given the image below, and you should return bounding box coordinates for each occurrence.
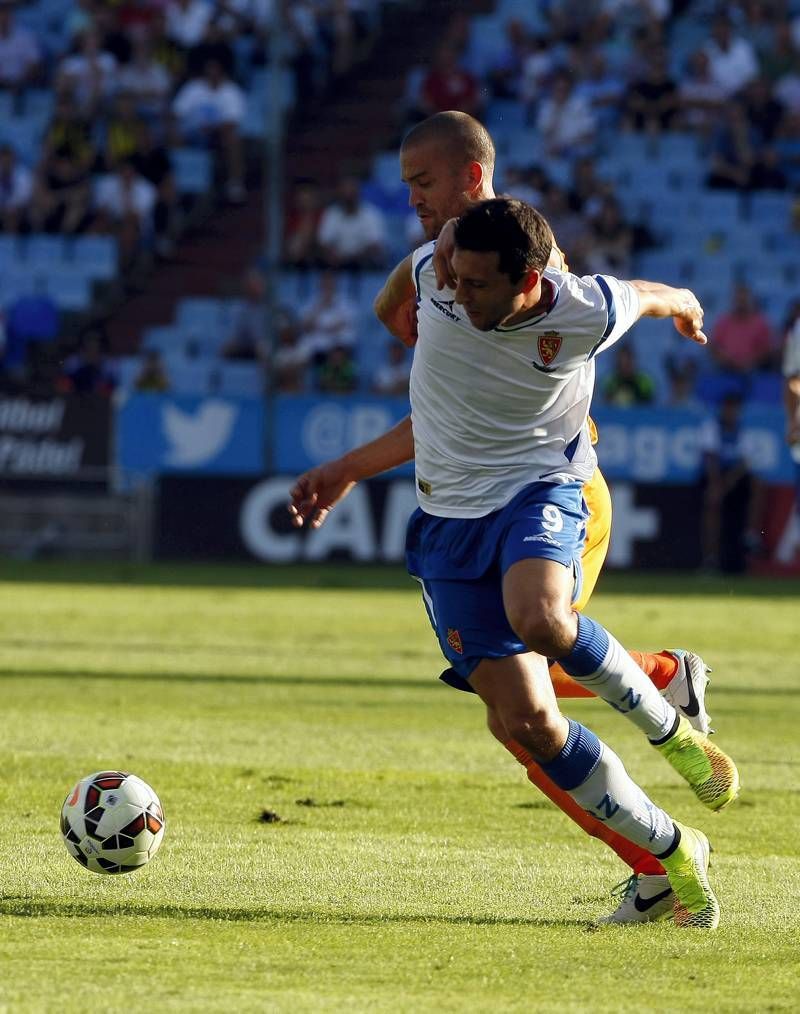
[292,196,738,928]
[292,113,735,924]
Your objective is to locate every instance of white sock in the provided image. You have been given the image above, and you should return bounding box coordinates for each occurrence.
[541,720,677,855]
[559,614,678,742]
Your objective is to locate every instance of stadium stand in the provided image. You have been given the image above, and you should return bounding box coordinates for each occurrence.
[3,0,799,408]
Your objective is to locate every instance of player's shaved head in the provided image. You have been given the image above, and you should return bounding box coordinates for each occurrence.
[400,112,496,240]
[402,111,495,176]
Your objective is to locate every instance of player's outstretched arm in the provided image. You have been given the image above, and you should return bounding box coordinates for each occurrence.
[374,255,417,347]
[288,416,414,529]
[630,280,708,344]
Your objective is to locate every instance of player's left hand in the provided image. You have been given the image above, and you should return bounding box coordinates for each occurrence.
[673,291,707,344]
[433,218,458,290]
[288,461,356,529]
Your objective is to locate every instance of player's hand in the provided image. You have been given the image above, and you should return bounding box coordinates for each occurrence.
[288,461,356,529]
[433,218,458,290]
[787,417,800,446]
[673,290,707,344]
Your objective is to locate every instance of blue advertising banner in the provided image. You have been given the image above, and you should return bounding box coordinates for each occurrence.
[274,395,412,474]
[116,393,264,476]
[593,406,794,484]
[273,397,795,484]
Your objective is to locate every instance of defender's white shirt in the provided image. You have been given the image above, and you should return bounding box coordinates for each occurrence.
[409,242,640,517]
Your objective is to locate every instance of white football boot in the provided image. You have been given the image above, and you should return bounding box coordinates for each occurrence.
[661,649,712,735]
[596,874,675,925]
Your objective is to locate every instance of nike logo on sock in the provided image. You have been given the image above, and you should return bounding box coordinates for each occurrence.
[634,887,674,912]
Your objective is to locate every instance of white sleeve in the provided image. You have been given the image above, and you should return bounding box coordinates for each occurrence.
[12,168,32,207]
[698,418,719,455]
[363,205,387,245]
[172,81,196,117]
[317,207,338,246]
[783,323,800,377]
[223,84,245,124]
[593,274,641,344]
[410,241,436,297]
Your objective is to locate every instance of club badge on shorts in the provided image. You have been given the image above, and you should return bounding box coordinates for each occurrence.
[447,628,463,654]
[538,331,563,367]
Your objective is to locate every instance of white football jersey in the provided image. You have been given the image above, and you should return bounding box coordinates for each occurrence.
[409,241,640,517]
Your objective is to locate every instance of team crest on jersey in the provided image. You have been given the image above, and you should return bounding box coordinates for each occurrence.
[446,628,463,654]
[538,331,563,366]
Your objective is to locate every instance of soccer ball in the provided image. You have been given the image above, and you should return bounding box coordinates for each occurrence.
[60,771,165,874]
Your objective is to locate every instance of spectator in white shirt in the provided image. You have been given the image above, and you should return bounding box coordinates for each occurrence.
[678,49,727,132]
[57,28,118,114]
[704,16,758,98]
[165,0,213,51]
[0,8,42,92]
[535,71,596,161]
[296,271,357,362]
[0,145,33,233]
[93,161,157,266]
[117,34,173,121]
[317,176,387,269]
[372,341,411,396]
[172,59,246,202]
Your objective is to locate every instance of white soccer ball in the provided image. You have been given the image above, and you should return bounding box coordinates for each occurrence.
[60,770,165,874]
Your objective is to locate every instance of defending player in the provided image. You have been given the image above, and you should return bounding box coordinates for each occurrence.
[293,196,736,928]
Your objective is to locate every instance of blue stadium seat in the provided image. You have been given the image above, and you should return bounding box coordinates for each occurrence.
[172,148,213,194]
[748,192,794,228]
[22,234,67,266]
[23,89,54,121]
[485,100,527,132]
[372,151,402,192]
[70,236,119,280]
[176,298,225,330]
[115,356,144,390]
[45,274,92,311]
[163,357,214,396]
[143,325,187,355]
[216,362,264,397]
[0,235,19,268]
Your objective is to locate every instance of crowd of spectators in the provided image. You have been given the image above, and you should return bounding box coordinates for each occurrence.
[0,0,384,395]
[272,0,800,401]
[5,0,798,406]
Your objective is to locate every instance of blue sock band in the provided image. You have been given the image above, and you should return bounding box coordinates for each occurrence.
[560,614,610,678]
[540,719,603,791]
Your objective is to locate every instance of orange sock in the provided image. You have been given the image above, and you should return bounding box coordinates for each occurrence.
[504,738,666,877]
[626,650,678,690]
[549,650,679,697]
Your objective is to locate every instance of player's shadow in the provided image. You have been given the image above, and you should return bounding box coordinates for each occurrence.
[0,895,588,928]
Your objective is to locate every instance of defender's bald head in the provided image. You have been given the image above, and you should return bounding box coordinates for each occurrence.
[402,111,495,178]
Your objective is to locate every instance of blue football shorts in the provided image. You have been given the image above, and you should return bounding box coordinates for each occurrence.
[406,481,589,687]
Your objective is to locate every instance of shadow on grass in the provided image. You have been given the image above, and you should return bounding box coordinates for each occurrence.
[2,666,798,697]
[0,561,798,596]
[0,666,437,692]
[0,895,587,928]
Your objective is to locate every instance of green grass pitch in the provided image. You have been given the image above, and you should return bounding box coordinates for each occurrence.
[0,562,798,1012]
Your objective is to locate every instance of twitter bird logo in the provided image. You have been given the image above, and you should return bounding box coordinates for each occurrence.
[162,400,237,467]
